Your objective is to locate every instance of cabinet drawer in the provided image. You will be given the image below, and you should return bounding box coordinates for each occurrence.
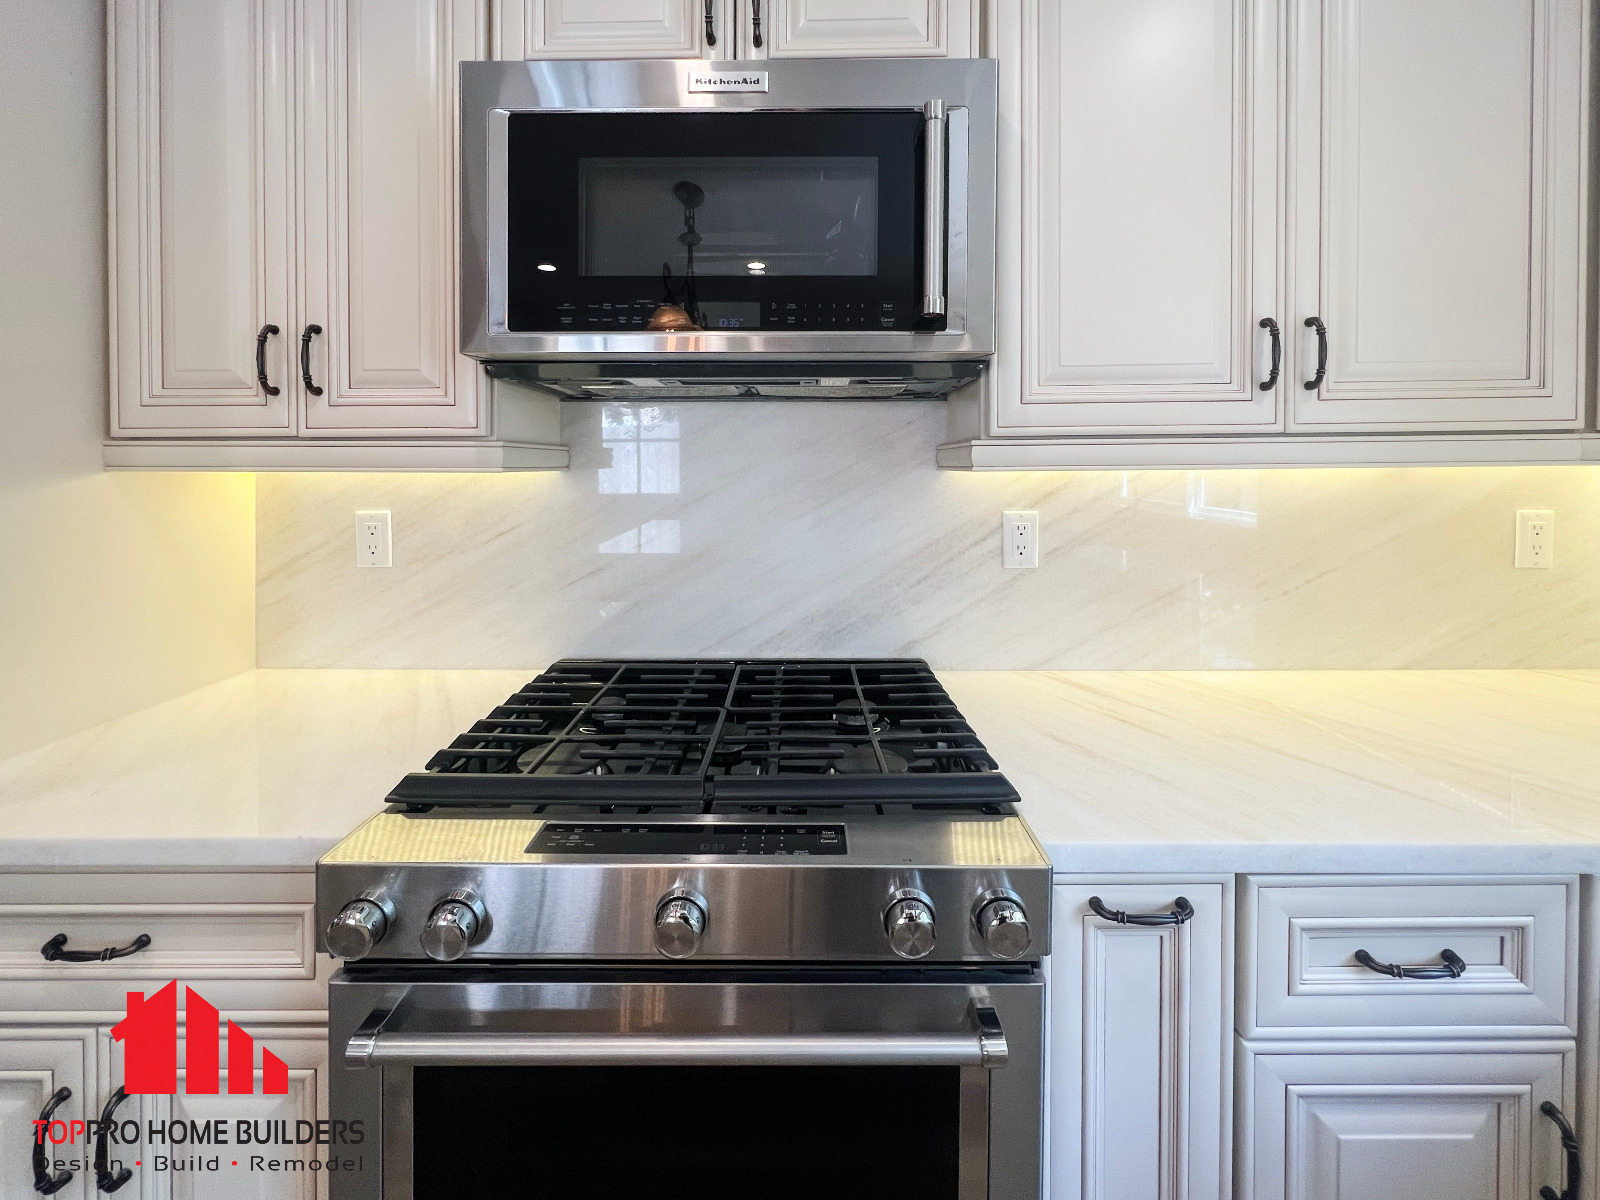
[0,872,328,1016]
[1242,877,1576,1038]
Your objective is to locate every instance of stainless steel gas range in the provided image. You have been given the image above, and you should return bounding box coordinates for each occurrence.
[317,659,1049,1199]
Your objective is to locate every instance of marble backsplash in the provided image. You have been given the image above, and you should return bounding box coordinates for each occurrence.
[257,401,1600,669]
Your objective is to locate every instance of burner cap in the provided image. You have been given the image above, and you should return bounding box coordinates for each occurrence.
[834,700,889,735]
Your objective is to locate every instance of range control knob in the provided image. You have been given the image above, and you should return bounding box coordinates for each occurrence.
[654,889,707,959]
[885,890,937,959]
[419,890,488,962]
[974,892,1031,960]
[325,898,391,961]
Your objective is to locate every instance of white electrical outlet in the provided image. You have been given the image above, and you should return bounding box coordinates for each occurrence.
[1515,509,1554,569]
[356,510,392,567]
[1002,510,1039,568]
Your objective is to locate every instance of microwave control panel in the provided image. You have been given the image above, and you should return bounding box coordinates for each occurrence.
[547,299,904,332]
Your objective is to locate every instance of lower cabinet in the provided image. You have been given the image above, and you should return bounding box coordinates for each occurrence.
[0,1028,97,1200]
[1239,1044,1574,1200]
[1048,879,1233,1200]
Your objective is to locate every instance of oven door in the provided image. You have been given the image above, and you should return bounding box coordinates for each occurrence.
[330,968,1041,1200]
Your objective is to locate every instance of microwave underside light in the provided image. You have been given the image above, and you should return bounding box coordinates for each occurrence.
[484,360,984,401]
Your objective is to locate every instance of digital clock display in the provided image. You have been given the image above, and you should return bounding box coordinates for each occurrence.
[696,301,763,330]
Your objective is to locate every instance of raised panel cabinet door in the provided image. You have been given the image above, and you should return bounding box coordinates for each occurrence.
[0,1029,96,1200]
[1290,0,1588,430]
[988,0,1283,435]
[108,0,295,435]
[493,0,726,59]
[1049,881,1232,1200]
[297,0,488,434]
[744,0,974,59]
[101,1023,331,1200]
[1240,1046,1574,1200]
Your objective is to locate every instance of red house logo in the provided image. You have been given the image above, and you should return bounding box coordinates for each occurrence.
[111,982,288,1096]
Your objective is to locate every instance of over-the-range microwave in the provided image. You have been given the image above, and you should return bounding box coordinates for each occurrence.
[459,58,997,400]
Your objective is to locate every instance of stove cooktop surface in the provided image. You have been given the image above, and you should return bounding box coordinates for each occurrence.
[388,658,1018,812]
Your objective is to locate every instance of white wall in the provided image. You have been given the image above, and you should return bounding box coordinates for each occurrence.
[0,0,255,760]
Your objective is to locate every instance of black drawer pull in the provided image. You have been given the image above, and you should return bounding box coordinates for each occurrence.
[33,1086,74,1194]
[1087,896,1194,926]
[702,0,717,46]
[256,323,281,396]
[300,324,324,396]
[41,933,152,963]
[95,1086,133,1193]
[1303,316,1327,390]
[1541,1101,1581,1200]
[1353,947,1466,979]
[751,0,764,47]
[1259,317,1281,391]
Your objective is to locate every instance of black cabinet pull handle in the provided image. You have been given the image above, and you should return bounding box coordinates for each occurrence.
[1303,316,1327,390]
[256,323,281,396]
[1541,1100,1581,1200]
[32,1086,74,1195]
[703,0,717,46]
[95,1086,133,1194]
[41,933,152,963]
[751,0,763,47]
[1353,947,1466,979]
[1087,896,1194,926]
[1259,317,1281,391]
[300,324,324,396]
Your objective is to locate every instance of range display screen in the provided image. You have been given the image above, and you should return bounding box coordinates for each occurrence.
[527,824,847,856]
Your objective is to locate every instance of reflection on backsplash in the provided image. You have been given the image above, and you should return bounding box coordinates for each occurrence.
[256,401,1600,670]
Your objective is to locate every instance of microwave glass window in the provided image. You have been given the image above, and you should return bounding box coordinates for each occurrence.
[504,110,927,333]
[578,157,879,278]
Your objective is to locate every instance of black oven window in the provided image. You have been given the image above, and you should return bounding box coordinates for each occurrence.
[505,110,927,332]
[412,1064,963,1198]
[580,156,879,278]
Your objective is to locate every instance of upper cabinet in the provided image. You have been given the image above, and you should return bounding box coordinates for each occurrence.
[106,0,565,470]
[955,0,1594,465]
[493,0,729,59]
[738,0,975,59]
[1290,0,1586,431]
[987,0,1281,436]
[108,0,294,436]
[492,0,974,61]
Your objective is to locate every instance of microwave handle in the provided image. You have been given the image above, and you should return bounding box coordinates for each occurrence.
[922,98,948,321]
[345,1004,1008,1069]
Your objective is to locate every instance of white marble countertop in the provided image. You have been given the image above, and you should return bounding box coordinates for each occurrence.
[1,668,1598,873]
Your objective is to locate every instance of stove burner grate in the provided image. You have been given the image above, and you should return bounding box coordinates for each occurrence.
[398,659,1017,810]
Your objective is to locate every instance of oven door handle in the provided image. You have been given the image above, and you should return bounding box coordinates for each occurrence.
[345,1004,1008,1069]
[921,98,948,321]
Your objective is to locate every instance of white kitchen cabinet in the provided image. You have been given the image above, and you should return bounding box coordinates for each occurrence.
[982,0,1283,436]
[105,0,567,470]
[1048,880,1232,1200]
[493,0,734,58]
[0,1028,97,1200]
[1289,0,1588,431]
[108,0,295,436]
[1239,1044,1575,1200]
[298,0,486,434]
[737,0,975,59]
[101,1023,331,1200]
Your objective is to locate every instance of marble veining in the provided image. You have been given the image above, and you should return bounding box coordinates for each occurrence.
[256,402,1600,670]
[1,668,1600,872]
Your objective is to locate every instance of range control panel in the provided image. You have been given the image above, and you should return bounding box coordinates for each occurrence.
[527,823,848,856]
[546,300,904,331]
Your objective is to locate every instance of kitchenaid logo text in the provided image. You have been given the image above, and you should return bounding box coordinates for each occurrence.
[686,69,769,93]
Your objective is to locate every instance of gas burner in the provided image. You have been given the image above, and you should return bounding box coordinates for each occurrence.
[828,745,909,774]
[833,699,890,735]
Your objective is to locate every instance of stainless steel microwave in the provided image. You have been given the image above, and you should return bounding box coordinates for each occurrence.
[459,58,997,400]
